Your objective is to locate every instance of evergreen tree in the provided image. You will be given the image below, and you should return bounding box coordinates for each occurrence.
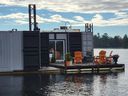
[113,36,122,48]
[93,33,127,48]
[123,34,128,48]
[101,33,110,48]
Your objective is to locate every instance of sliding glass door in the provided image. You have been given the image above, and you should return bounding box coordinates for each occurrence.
[49,40,65,62]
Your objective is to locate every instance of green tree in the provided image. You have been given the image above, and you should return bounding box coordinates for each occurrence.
[101,33,110,48]
[113,36,122,48]
[93,33,102,48]
[123,34,128,48]
[93,33,126,48]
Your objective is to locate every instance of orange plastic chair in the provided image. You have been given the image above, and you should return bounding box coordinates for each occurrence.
[99,50,106,64]
[74,51,83,64]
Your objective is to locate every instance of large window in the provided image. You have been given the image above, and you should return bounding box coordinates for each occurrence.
[49,40,65,62]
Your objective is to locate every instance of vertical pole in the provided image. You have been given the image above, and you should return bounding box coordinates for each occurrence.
[28,4,39,31]
[33,5,37,31]
[65,22,70,53]
[92,23,94,57]
[29,5,32,31]
[85,23,86,32]
[92,23,93,33]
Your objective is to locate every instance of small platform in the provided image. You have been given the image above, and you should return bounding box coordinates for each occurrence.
[0,64,124,75]
[49,63,125,74]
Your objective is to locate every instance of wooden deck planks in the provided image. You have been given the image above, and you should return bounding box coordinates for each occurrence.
[49,63,125,70]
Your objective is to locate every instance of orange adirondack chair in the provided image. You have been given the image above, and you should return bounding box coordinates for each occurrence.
[94,50,114,64]
[99,50,106,64]
[74,51,83,64]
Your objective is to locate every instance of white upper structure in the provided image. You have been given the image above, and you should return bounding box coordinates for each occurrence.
[42,26,80,32]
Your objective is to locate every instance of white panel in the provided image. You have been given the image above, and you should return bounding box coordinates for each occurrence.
[82,41,93,47]
[87,41,93,46]
[49,34,54,39]
[0,31,23,72]
[82,35,87,40]
[83,52,86,56]
[82,40,87,46]
[86,47,93,50]
[82,32,93,56]
[83,47,87,51]
[0,32,11,71]
[56,34,66,39]
[86,35,93,40]
[82,32,93,41]
[10,31,23,71]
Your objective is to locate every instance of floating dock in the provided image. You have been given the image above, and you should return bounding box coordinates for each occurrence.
[49,63,125,74]
[0,63,125,75]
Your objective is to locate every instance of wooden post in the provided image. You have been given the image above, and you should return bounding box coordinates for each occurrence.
[92,68,94,73]
[64,60,67,74]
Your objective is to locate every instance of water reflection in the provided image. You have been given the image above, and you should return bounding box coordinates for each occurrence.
[0,49,127,96]
[0,73,125,96]
[93,73,119,96]
[23,74,50,96]
[47,74,94,96]
[0,76,23,96]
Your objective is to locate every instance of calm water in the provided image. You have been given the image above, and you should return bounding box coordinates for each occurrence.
[0,49,128,96]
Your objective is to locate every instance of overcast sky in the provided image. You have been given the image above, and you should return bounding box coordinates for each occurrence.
[0,0,128,36]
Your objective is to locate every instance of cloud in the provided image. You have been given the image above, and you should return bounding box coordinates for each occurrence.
[15,20,28,24]
[0,0,128,13]
[91,14,107,26]
[91,13,128,26]
[73,13,128,26]
[50,14,76,23]
[74,16,85,21]
[0,12,28,19]
[0,13,28,24]
[0,12,128,27]
[114,12,128,19]
[0,13,77,25]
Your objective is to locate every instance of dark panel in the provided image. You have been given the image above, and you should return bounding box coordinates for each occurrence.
[41,33,49,67]
[23,74,50,96]
[69,33,82,56]
[23,31,40,71]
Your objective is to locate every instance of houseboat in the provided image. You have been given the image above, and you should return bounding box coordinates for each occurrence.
[0,23,93,72]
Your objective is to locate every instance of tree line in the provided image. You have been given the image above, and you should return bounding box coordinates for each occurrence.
[93,33,128,48]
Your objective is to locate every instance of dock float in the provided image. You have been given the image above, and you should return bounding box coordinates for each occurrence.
[49,63,125,74]
[0,64,124,75]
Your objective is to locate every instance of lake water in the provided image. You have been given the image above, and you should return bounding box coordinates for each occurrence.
[0,49,128,96]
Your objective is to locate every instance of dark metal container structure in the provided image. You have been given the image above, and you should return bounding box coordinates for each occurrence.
[0,3,93,72]
[23,31,40,70]
[0,24,93,72]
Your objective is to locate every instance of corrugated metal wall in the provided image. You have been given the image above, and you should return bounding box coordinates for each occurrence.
[0,31,93,72]
[69,32,82,56]
[23,31,40,70]
[41,33,49,67]
[82,32,93,57]
[0,31,23,72]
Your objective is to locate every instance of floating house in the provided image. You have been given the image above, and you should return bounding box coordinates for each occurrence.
[0,24,93,72]
[0,4,125,73]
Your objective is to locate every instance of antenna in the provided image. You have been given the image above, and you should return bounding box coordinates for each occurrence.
[28,4,40,31]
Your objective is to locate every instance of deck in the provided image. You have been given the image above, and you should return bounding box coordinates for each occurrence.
[49,63,125,74]
[0,64,124,75]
